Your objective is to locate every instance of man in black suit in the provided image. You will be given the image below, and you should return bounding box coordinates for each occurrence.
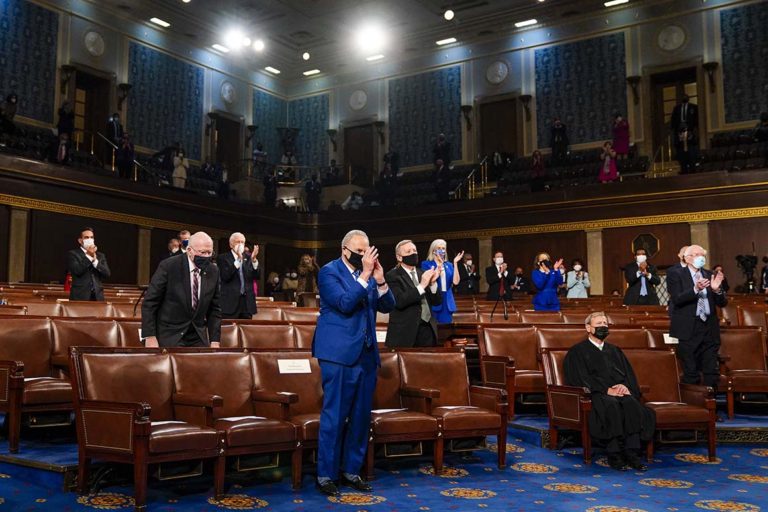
[67,227,111,301]
[385,240,441,348]
[456,252,480,296]
[432,133,451,167]
[670,95,698,136]
[142,231,221,348]
[485,251,512,300]
[623,248,660,305]
[160,237,182,261]
[668,244,727,391]
[510,266,530,296]
[217,232,260,319]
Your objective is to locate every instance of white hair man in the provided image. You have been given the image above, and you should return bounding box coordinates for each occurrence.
[217,232,260,319]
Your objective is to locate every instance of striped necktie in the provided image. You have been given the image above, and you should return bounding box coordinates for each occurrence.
[192,268,200,310]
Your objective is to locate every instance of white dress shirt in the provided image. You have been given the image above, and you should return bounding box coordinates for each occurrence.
[231,250,259,270]
[81,246,98,268]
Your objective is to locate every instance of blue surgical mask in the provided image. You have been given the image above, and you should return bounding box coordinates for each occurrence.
[436,249,446,258]
[693,256,706,269]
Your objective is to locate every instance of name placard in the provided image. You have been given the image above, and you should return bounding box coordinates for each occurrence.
[663,333,679,345]
[376,331,387,343]
[278,359,312,374]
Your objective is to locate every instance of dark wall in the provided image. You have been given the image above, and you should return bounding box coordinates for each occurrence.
[0,206,9,282]
[493,231,587,275]
[28,211,138,285]
[602,223,690,295]
[266,244,309,283]
[709,218,768,291]
[150,228,180,274]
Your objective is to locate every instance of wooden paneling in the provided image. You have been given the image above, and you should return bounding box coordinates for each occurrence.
[709,218,768,292]
[28,211,138,285]
[0,206,9,282]
[480,99,518,157]
[492,231,587,273]
[602,223,690,295]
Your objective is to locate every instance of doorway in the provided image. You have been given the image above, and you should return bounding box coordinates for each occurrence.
[73,70,112,165]
[650,67,700,161]
[344,124,375,186]
[214,115,243,181]
[479,98,518,159]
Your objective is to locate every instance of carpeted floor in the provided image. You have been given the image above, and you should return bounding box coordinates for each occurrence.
[1,428,767,511]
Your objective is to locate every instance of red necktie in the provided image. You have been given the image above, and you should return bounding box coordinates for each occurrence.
[192,269,200,310]
[498,267,504,296]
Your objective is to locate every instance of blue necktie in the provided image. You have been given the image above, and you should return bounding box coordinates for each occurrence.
[238,261,245,295]
[353,269,361,280]
[639,274,647,296]
[694,272,709,321]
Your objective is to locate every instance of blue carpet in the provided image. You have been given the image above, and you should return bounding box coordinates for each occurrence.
[1,434,767,511]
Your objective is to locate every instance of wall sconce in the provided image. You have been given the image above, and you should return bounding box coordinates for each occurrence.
[205,112,219,136]
[703,62,719,94]
[117,83,132,111]
[626,76,641,105]
[519,94,532,121]
[60,65,76,95]
[460,105,473,131]
[373,121,386,145]
[326,129,338,152]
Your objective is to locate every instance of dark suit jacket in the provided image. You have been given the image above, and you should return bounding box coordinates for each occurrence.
[668,266,727,342]
[141,254,221,347]
[671,102,698,133]
[623,262,661,305]
[385,266,442,348]
[485,265,512,300]
[67,248,111,301]
[456,263,480,295]
[217,251,259,316]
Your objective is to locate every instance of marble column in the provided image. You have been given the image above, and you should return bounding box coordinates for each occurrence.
[478,236,493,292]
[137,227,152,285]
[689,221,711,256]
[8,208,29,282]
[586,229,604,295]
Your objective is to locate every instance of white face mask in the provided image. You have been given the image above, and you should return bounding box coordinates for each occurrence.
[235,242,245,254]
[272,277,280,284]
[573,264,582,271]
[466,260,472,267]
[636,255,647,264]
[494,257,504,266]
[82,238,95,248]
[692,255,706,269]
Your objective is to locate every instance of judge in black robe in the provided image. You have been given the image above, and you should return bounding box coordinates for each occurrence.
[564,314,655,470]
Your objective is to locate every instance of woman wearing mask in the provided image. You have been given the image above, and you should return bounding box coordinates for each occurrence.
[566,258,591,298]
[281,269,299,301]
[266,272,282,297]
[172,149,189,188]
[599,141,618,183]
[421,239,463,323]
[297,254,320,294]
[532,252,564,311]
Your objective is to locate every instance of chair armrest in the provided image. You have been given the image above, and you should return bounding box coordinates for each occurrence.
[469,385,508,415]
[0,360,24,403]
[547,384,591,397]
[251,390,299,404]
[77,399,152,452]
[469,385,507,399]
[79,399,152,420]
[173,393,223,408]
[639,385,650,395]
[401,386,440,398]
[546,385,591,423]
[401,386,439,414]
[718,355,732,362]
[173,393,223,425]
[679,383,715,409]
[251,390,298,421]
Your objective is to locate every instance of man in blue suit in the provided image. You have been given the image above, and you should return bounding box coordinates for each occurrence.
[312,229,395,496]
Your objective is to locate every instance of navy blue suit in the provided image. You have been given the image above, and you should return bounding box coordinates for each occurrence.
[312,258,395,480]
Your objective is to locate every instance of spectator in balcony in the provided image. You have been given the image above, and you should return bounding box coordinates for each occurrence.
[612,113,630,159]
[0,93,18,135]
[551,117,569,164]
[172,148,189,188]
[566,259,591,298]
[675,123,697,174]
[51,132,72,165]
[218,163,230,198]
[378,164,397,207]
[434,159,451,202]
[323,159,342,185]
[263,172,278,207]
[342,191,364,210]
[432,133,451,167]
[252,142,267,173]
[599,141,619,183]
[297,254,321,294]
[531,149,546,192]
[305,174,322,213]
[57,101,75,139]
[670,94,698,136]
[421,239,462,324]
[115,133,135,180]
[753,112,768,143]
[532,252,563,311]
[384,149,400,175]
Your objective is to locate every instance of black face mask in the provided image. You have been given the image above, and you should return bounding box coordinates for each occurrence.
[401,253,419,267]
[516,272,524,277]
[344,248,364,271]
[541,259,553,269]
[182,239,189,249]
[593,326,610,341]
[193,255,211,270]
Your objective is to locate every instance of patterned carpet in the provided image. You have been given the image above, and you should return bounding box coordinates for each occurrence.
[1,429,767,511]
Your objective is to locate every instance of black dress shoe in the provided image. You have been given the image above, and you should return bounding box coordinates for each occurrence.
[607,454,628,471]
[340,474,373,492]
[623,452,648,471]
[316,479,340,496]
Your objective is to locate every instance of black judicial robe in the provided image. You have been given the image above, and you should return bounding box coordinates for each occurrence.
[564,340,655,443]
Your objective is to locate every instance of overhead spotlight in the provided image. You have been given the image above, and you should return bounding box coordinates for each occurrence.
[212,44,230,53]
[253,39,265,52]
[436,37,457,45]
[182,0,191,3]
[302,52,310,61]
[265,66,281,75]
[303,69,321,76]
[149,17,170,28]
[242,37,251,47]
[514,19,538,28]
[224,30,245,49]
[444,9,455,21]
[366,54,385,61]
[604,0,629,5]
[355,24,387,53]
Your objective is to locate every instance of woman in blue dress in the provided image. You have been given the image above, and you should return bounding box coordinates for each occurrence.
[421,239,463,324]
[532,252,564,311]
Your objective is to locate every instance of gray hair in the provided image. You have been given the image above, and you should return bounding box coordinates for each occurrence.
[683,244,706,258]
[229,232,245,244]
[584,311,607,326]
[395,239,414,257]
[341,229,368,248]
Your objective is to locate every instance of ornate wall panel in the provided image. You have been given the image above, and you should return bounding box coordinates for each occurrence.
[287,93,329,167]
[252,89,288,166]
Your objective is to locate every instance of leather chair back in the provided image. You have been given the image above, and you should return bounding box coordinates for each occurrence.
[250,350,322,416]
[239,324,296,349]
[536,326,587,351]
[116,320,143,347]
[452,311,479,323]
[719,304,738,325]
[252,308,284,321]
[477,311,521,323]
[373,351,402,409]
[60,301,115,318]
[52,319,120,366]
[520,311,563,324]
[0,318,53,377]
[172,352,254,417]
[737,305,768,330]
[78,352,175,420]
[605,310,634,325]
[293,323,316,349]
[720,327,767,371]
[541,349,568,386]
[281,308,319,323]
[399,351,470,408]
[623,349,681,403]
[0,305,27,315]
[479,326,538,370]
[296,292,319,308]
[644,329,667,349]
[601,327,652,349]
[24,303,62,317]
[219,324,240,348]
[561,311,593,324]
[111,303,140,318]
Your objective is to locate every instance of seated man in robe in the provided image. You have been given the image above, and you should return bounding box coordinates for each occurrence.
[564,312,655,471]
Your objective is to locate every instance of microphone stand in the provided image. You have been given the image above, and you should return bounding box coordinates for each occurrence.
[489,275,509,321]
[132,285,149,317]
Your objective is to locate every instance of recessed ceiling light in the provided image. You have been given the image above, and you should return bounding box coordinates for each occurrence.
[444,9,455,21]
[303,69,321,76]
[253,39,265,51]
[265,66,281,74]
[604,0,629,6]
[242,37,251,47]
[355,24,387,53]
[149,17,170,28]
[436,37,457,45]
[514,19,538,28]
[182,0,191,3]
[212,44,230,53]
[366,54,385,61]
[302,52,311,61]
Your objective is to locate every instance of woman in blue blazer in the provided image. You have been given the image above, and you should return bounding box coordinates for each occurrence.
[532,252,564,311]
[421,239,463,324]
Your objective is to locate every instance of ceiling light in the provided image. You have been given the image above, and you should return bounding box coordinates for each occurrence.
[514,19,538,28]
[366,54,385,61]
[182,0,191,3]
[253,39,265,51]
[355,24,387,53]
[265,66,281,75]
[604,0,629,5]
[149,17,170,28]
[242,37,252,47]
[436,37,457,45]
[444,9,455,21]
[223,30,245,49]
[303,69,321,76]
[302,52,311,61]
[212,44,230,53]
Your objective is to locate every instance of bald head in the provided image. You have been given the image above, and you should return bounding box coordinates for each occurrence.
[683,244,707,268]
[187,232,214,262]
[678,245,689,264]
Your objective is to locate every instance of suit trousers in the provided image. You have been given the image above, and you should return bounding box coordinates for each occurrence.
[677,318,720,391]
[415,320,437,347]
[317,344,377,480]
[222,294,252,320]
[179,326,206,347]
